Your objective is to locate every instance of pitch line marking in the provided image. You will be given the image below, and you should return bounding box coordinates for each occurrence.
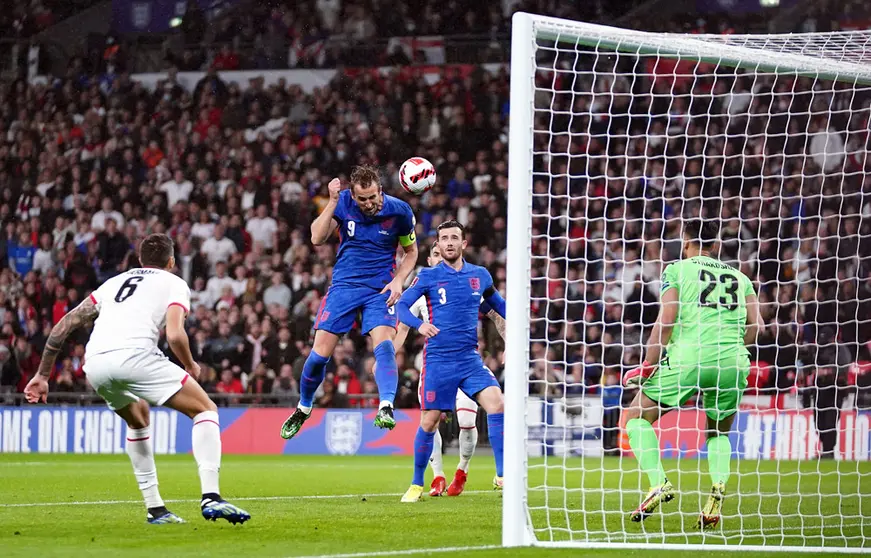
[288,545,501,558]
[1,490,496,508]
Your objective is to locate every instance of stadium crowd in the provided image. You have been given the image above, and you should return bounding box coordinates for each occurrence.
[0,2,868,417]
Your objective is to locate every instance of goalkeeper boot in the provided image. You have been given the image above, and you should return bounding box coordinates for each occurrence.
[280,408,310,440]
[401,485,424,503]
[447,470,468,496]
[429,476,446,497]
[630,479,674,522]
[697,482,725,530]
[146,507,185,524]
[493,475,504,491]
[201,496,251,525]
[374,406,396,430]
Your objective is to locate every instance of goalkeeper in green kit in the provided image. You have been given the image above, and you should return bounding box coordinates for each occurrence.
[622,219,763,530]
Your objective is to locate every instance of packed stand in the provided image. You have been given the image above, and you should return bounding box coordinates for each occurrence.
[159,0,646,72]
[0,65,511,407]
[528,46,871,414]
[0,13,869,410]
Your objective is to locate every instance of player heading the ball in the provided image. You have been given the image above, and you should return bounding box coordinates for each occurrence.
[395,220,507,503]
[24,234,250,525]
[280,165,418,439]
[622,219,763,529]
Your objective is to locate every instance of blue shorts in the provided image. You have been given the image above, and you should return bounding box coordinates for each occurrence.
[314,285,398,335]
[419,352,500,411]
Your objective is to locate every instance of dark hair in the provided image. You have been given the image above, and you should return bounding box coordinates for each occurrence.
[429,241,439,254]
[684,219,720,249]
[138,233,175,268]
[349,164,381,192]
[437,219,465,239]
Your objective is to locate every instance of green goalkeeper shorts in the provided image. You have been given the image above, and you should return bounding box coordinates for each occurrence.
[641,352,750,421]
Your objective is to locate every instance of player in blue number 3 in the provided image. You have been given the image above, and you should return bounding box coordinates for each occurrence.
[396,220,506,502]
[280,165,418,438]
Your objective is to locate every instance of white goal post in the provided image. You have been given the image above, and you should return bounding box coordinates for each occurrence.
[505,12,871,552]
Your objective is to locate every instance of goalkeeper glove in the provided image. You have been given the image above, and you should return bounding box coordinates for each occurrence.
[623,361,657,387]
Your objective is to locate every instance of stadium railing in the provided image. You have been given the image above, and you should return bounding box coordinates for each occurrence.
[128,33,509,73]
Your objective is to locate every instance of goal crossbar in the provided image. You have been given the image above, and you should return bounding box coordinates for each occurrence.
[528,14,871,84]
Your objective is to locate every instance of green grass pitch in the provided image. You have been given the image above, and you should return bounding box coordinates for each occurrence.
[0,454,867,557]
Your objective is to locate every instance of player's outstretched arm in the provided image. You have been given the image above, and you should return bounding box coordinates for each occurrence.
[24,297,99,403]
[166,305,200,378]
[744,293,763,346]
[310,178,342,245]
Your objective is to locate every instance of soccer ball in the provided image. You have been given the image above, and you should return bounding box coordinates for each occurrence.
[398,157,437,194]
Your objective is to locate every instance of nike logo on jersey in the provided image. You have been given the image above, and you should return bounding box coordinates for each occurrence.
[378,230,390,235]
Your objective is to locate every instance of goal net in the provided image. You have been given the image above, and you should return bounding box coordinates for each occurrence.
[504,13,871,552]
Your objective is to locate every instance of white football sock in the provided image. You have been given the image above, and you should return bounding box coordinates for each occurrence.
[457,409,479,473]
[429,429,445,478]
[192,411,221,496]
[125,426,164,509]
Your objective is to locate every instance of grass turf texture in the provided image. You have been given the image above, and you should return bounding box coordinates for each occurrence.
[0,454,866,557]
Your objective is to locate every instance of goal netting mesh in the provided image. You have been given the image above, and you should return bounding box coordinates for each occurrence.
[504,14,871,552]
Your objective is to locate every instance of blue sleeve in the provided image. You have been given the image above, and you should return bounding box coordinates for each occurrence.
[398,202,415,236]
[481,270,505,318]
[332,190,349,222]
[397,271,428,329]
[397,202,416,248]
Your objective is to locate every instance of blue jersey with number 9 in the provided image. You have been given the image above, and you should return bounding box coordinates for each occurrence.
[331,190,416,290]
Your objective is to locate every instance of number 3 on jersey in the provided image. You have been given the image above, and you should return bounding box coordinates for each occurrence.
[438,287,447,304]
[115,276,143,303]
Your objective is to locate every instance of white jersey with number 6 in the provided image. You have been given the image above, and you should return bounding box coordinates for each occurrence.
[86,268,191,358]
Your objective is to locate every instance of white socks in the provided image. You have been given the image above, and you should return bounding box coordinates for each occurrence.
[457,410,478,473]
[192,411,222,496]
[126,426,164,509]
[428,419,479,478]
[429,429,445,478]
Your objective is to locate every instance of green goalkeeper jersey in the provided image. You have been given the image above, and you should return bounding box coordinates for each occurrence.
[660,255,755,363]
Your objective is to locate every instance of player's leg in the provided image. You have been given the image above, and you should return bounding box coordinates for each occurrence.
[115,398,184,524]
[402,360,456,502]
[418,382,446,496]
[429,427,446,496]
[697,357,747,530]
[162,374,250,524]
[281,288,353,439]
[85,352,184,524]
[623,358,688,522]
[364,290,401,429]
[461,361,503,488]
[402,409,442,502]
[698,412,736,530]
[475,385,504,489]
[447,389,479,496]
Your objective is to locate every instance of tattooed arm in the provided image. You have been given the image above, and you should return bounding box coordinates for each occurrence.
[486,309,506,341]
[37,297,99,378]
[25,297,99,403]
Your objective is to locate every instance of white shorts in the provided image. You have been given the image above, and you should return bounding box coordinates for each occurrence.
[83,348,189,411]
[417,385,479,415]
